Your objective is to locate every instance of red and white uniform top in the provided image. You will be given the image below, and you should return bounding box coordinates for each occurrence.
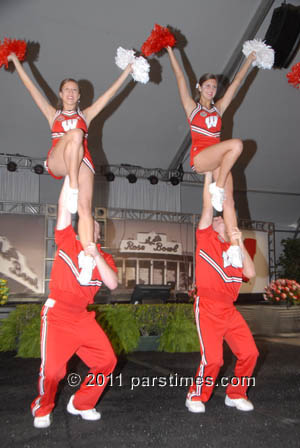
[189,103,222,167]
[51,110,88,145]
[46,109,95,178]
[195,226,243,304]
[49,225,117,310]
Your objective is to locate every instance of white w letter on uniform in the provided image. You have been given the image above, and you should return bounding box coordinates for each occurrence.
[62,119,78,132]
[205,116,218,129]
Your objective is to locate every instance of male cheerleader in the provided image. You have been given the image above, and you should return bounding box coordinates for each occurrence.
[32,176,118,428]
[186,172,259,413]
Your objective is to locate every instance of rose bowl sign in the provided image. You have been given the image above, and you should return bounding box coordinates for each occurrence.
[120,232,182,255]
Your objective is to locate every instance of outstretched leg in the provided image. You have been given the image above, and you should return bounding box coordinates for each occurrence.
[213,168,238,244]
[77,162,94,250]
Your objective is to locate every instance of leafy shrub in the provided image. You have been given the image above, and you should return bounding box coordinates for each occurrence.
[158,309,199,353]
[0,305,42,352]
[95,305,140,355]
[17,316,41,358]
[0,303,199,357]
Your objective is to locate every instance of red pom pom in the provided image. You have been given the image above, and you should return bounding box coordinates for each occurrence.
[286,62,300,89]
[141,24,176,57]
[0,38,27,69]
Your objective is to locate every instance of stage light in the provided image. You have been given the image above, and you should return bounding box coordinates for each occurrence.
[33,164,44,175]
[170,176,180,186]
[127,173,137,184]
[170,164,184,186]
[148,175,158,185]
[105,172,115,182]
[7,161,17,172]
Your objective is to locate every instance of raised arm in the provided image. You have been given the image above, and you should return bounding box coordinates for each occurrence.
[83,64,133,127]
[56,177,72,231]
[7,53,56,126]
[166,46,196,118]
[216,52,256,116]
[85,243,118,290]
[198,172,214,230]
[230,228,256,279]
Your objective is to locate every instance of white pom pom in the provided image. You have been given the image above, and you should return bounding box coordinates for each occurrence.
[132,56,150,84]
[115,47,150,84]
[115,47,136,70]
[242,39,274,69]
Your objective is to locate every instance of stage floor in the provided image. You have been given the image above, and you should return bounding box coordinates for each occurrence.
[1,337,300,448]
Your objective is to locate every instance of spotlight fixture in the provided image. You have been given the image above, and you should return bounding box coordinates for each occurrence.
[105,172,115,182]
[7,161,17,172]
[33,164,44,175]
[127,173,137,184]
[170,176,180,186]
[148,175,158,185]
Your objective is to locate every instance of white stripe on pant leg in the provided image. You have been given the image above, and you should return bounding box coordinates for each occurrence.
[191,296,207,398]
[32,306,49,416]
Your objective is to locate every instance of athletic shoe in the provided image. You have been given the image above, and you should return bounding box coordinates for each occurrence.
[226,245,244,268]
[185,397,205,413]
[33,413,51,428]
[78,254,95,285]
[209,182,225,212]
[67,395,101,421]
[225,395,254,411]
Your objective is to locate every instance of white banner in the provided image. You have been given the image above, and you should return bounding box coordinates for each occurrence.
[0,236,40,293]
[0,214,45,294]
[120,232,182,255]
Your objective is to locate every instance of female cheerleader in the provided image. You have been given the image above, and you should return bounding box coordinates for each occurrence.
[8,52,132,281]
[166,46,256,266]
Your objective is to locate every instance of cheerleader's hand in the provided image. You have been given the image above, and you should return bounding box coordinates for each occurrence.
[84,242,99,258]
[125,63,133,74]
[7,53,18,63]
[248,51,256,62]
[230,227,243,246]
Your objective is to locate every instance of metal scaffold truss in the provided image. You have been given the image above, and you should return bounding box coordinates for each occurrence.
[98,164,203,186]
[0,153,45,173]
[107,208,195,223]
[0,201,47,215]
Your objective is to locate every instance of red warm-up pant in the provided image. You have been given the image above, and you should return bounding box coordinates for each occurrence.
[188,296,259,402]
[31,300,116,417]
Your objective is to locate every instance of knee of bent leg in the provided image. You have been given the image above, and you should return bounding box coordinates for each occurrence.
[97,350,117,374]
[67,128,84,145]
[232,138,243,157]
[242,345,259,363]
